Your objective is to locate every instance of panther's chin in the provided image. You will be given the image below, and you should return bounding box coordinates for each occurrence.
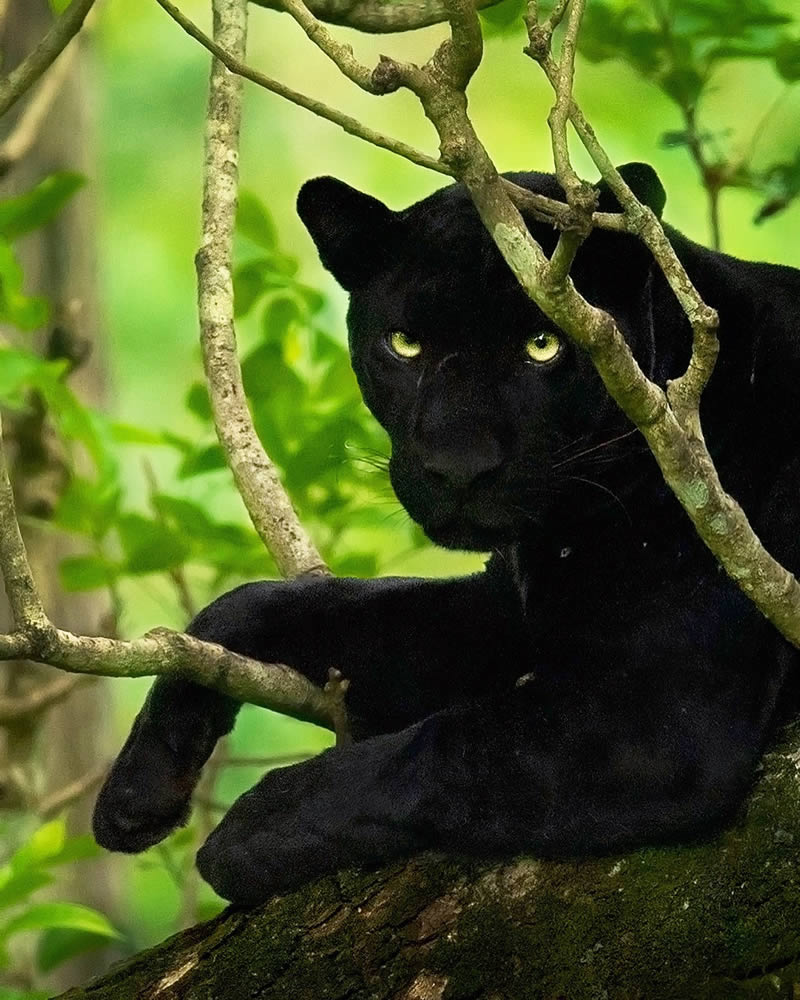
[423,515,518,552]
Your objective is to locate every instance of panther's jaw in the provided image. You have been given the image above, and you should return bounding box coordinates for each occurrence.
[422,513,520,552]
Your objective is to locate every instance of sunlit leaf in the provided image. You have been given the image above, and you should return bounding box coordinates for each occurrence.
[0,903,120,943]
[54,476,121,539]
[8,821,66,872]
[107,422,175,446]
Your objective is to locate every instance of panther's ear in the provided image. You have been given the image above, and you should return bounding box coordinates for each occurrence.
[297,177,398,291]
[595,162,667,219]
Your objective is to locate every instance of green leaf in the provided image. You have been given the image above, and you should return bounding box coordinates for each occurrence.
[775,38,800,81]
[0,242,49,331]
[37,926,111,973]
[178,443,227,478]
[0,903,120,943]
[479,0,525,34]
[263,295,303,343]
[233,259,268,318]
[185,381,212,420]
[42,834,102,868]
[295,284,325,315]
[0,173,86,241]
[236,190,277,249]
[0,872,54,913]
[333,552,378,577]
[59,554,117,592]
[48,0,72,11]
[9,820,66,872]
[54,476,120,539]
[0,988,49,1000]
[116,514,190,574]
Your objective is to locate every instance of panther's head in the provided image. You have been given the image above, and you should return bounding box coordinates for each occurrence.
[298,165,681,551]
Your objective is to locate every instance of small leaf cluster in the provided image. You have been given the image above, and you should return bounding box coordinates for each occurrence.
[578,0,794,106]
[0,818,119,998]
[576,0,800,223]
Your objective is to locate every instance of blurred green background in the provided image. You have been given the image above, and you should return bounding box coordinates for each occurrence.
[2,0,800,990]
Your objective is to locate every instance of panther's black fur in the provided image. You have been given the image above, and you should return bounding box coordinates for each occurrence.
[93,164,800,904]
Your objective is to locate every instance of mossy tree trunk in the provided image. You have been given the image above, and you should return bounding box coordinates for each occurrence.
[58,724,800,1000]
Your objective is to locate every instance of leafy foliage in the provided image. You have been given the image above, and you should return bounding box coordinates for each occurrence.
[0,183,422,607]
[573,0,800,222]
[0,819,118,984]
[0,174,85,330]
[481,0,800,227]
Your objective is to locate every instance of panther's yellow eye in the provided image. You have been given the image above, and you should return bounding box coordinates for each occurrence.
[389,331,422,360]
[525,331,562,364]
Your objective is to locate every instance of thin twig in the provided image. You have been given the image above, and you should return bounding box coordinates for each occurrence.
[534,49,719,423]
[278,0,378,92]
[38,762,108,819]
[0,673,92,724]
[546,0,585,205]
[0,43,77,176]
[154,0,450,177]
[0,0,96,119]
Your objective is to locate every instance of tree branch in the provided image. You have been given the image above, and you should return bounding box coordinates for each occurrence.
[197,0,328,580]
[0,412,343,731]
[154,0,451,177]
[364,0,800,647]
[278,0,379,92]
[0,0,96,119]
[252,0,503,33]
[527,38,720,427]
[51,723,800,1000]
[0,413,53,639]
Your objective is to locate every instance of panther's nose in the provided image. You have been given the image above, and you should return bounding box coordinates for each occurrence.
[421,435,505,490]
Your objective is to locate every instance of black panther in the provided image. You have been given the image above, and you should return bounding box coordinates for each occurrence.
[92,164,800,904]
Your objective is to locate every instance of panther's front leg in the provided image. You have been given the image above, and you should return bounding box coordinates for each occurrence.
[93,568,523,854]
[195,663,773,904]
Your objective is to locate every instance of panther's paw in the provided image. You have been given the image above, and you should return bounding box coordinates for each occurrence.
[92,733,199,853]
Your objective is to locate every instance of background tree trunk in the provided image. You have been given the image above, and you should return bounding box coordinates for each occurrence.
[57,723,800,1000]
[0,0,119,988]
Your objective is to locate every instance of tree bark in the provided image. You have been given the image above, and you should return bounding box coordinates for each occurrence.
[57,723,800,1000]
